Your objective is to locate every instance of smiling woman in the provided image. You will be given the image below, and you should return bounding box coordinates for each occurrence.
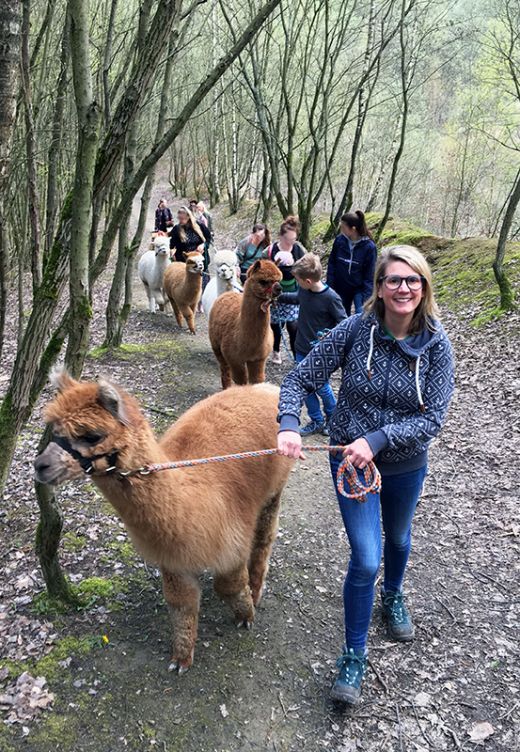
[277,244,454,705]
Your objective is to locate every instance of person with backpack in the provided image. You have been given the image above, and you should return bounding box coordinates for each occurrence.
[277,245,454,705]
[235,223,271,284]
[327,210,377,315]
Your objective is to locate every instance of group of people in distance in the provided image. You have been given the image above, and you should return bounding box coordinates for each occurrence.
[154,197,455,707]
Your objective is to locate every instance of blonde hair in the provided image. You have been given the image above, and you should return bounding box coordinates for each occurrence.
[292,253,322,281]
[178,205,206,244]
[364,245,440,334]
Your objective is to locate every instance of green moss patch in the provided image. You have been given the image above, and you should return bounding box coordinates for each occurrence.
[88,339,184,361]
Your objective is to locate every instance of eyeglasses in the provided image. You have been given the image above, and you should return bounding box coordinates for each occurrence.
[379,274,425,291]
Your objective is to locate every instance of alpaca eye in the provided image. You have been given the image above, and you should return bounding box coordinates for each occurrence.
[82,432,104,445]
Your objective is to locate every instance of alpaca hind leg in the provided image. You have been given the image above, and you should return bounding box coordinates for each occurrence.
[162,570,200,673]
[169,298,184,328]
[246,359,267,384]
[214,564,255,628]
[248,491,282,606]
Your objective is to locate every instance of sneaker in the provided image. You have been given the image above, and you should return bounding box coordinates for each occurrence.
[330,647,367,705]
[300,419,325,436]
[271,351,282,365]
[381,589,415,641]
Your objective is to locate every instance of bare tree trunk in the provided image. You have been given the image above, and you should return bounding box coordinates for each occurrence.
[21,0,42,294]
[0,0,22,361]
[36,0,101,600]
[493,167,520,311]
[375,0,411,244]
[44,13,70,259]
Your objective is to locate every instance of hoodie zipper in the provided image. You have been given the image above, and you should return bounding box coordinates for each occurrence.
[380,342,394,412]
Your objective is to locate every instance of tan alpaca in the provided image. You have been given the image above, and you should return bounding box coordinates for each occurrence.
[208,259,282,388]
[34,372,293,673]
[163,252,204,334]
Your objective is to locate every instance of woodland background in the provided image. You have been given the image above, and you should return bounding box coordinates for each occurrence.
[0,0,519,593]
[0,1,519,747]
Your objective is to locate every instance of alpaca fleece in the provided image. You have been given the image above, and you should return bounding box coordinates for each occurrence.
[208,259,282,388]
[163,251,204,334]
[35,373,293,672]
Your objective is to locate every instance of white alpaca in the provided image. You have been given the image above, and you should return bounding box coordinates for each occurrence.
[201,249,242,316]
[138,237,171,313]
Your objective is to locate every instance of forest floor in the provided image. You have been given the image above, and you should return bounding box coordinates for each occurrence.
[0,191,519,752]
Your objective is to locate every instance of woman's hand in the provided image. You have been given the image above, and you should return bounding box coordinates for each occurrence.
[342,438,374,469]
[277,430,305,460]
[196,244,204,253]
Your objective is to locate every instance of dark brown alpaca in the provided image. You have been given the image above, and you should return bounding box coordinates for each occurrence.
[208,259,282,389]
[34,372,293,673]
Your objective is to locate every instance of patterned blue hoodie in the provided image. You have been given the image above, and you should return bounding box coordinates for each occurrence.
[278,312,455,475]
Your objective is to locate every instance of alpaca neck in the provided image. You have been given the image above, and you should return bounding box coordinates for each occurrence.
[237,287,270,334]
[94,428,183,532]
[216,276,231,296]
[185,270,202,291]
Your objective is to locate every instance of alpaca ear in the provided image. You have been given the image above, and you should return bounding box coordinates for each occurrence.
[49,367,75,393]
[97,379,130,425]
[247,260,261,277]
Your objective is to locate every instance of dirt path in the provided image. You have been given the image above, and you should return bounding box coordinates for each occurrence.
[0,196,519,751]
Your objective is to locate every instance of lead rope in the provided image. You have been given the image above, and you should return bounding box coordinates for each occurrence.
[116,446,381,503]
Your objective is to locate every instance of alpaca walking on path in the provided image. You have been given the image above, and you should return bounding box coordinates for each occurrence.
[209,259,282,389]
[201,249,242,316]
[163,251,204,334]
[34,372,293,673]
[137,236,171,313]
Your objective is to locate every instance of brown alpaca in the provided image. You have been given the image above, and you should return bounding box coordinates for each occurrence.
[34,371,293,673]
[208,259,282,389]
[163,252,204,334]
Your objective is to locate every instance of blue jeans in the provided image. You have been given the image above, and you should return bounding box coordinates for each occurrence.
[296,352,336,423]
[339,289,364,316]
[353,292,363,314]
[329,453,427,650]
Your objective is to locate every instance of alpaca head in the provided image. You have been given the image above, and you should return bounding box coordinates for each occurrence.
[184,251,204,275]
[245,259,282,306]
[34,370,139,486]
[214,250,239,282]
[153,237,170,257]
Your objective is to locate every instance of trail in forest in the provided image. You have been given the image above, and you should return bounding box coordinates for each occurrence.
[0,191,518,751]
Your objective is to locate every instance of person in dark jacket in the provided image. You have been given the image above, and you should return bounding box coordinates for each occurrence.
[155,199,173,232]
[168,206,211,263]
[278,245,454,706]
[326,210,377,315]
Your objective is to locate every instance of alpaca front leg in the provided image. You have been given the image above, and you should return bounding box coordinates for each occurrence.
[169,298,184,328]
[181,304,196,334]
[230,363,248,385]
[246,359,267,384]
[143,283,155,313]
[212,347,232,389]
[162,570,201,673]
[214,564,255,628]
[248,492,282,606]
